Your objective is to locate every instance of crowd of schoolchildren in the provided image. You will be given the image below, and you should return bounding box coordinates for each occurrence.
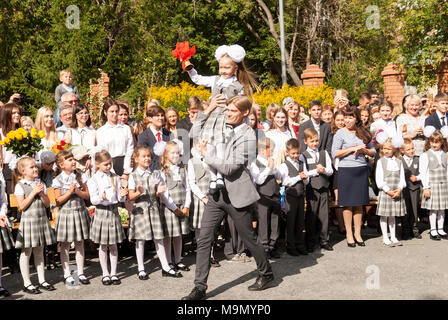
[0,44,448,298]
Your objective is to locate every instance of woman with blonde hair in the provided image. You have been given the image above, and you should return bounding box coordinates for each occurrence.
[35,107,59,151]
[261,103,281,131]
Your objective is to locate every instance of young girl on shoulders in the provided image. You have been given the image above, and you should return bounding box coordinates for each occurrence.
[375,134,407,246]
[87,150,128,285]
[420,128,448,240]
[14,157,56,294]
[53,150,91,286]
[127,146,167,280]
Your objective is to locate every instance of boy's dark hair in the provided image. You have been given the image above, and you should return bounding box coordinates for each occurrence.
[359,92,371,100]
[285,138,300,151]
[309,100,322,109]
[146,105,165,118]
[434,92,448,103]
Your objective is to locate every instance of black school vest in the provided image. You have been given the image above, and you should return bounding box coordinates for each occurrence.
[285,160,305,197]
[255,159,280,197]
[302,150,330,190]
[402,156,421,191]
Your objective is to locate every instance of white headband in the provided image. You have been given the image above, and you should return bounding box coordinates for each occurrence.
[215,44,246,63]
[376,130,404,148]
[153,139,184,157]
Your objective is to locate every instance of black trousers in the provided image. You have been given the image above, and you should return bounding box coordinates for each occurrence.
[285,194,306,251]
[257,194,281,251]
[402,187,420,237]
[194,189,273,291]
[305,187,330,247]
[223,215,246,256]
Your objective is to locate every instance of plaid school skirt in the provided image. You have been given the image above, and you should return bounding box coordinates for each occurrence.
[90,204,124,245]
[55,196,91,242]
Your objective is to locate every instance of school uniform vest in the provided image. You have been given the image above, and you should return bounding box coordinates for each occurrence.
[284,160,305,197]
[255,159,280,197]
[379,157,402,189]
[402,156,421,191]
[211,77,244,99]
[302,150,330,190]
[426,151,448,184]
[191,157,211,196]
[165,166,187,206]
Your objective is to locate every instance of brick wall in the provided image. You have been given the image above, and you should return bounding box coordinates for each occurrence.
[301,65,326,87]
[381,63,406,115]
[438,60,448,94]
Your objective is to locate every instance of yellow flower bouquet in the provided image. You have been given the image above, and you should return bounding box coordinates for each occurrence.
[0,128,45,157]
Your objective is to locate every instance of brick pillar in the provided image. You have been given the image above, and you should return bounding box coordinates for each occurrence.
[438,60,448,93]
[381,63,406,115]
[89,70,110,99]
[88,70,110,128]
[301,64,326,87]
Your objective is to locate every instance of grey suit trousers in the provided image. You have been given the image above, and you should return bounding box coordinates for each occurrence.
[194,189,273,290]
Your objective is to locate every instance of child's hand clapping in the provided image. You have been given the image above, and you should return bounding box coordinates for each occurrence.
[267,158,275,170]
[69,182,77,194]
[423,188,431,199]
[33,183,44,196]
[299,172,308,180]
[410,175,418,182]
[316,164,325,174]
[119,187,128,198]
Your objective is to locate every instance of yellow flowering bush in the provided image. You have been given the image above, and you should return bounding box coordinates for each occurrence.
[146,82,335,119]
[0,128,45,157]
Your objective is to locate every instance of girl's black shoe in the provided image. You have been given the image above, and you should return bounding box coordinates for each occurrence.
[347,242,356,248]
[162,268,183,278]
[175,263,190,271]
[23,284,41,294]
[39,281,56,291]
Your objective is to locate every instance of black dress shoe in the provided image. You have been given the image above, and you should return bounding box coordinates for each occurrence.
[39,281,56,291]
[102,276,112,286]
[321,243,334,251]
[138,271,149,280]
[162,268,183,278]
[355,239,366,247]
[78,274,90,285]
[286,248,299,256]
[182,287,206,300]
[430,233,441,240]
[248,275,275,291]
[110,276,121,285]
[0,287,11,297]
[23,284,41,294]
[175,263,190,271]
[438,232,448,239]
[269,249,281,259]
[347,242,356,248]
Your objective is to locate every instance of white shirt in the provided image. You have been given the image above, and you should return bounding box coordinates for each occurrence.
[52,171,87,190]
[370,118,397,136]
[68,126,96,150]
[0,172,8,217]
[128,167,164,191]
[419,149,448,189]
[436,110,448,126]
[278,157,310,187]
[0,129,16,165]
[14,178,47,197]
[375,156,406,192]
[160,165,191,211]
[187,148,209,200]
[87,171,124,206]
[265,129,294,153]
[96,122,134,174]
[311,118,320,137]
[395,113,426,155]
[187,68,244,95]
[299,147,333,178]
[250,155,282,185]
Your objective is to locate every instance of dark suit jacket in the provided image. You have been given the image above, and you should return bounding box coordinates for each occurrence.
[297,119,333,154]
[137,127,172,170]
[176,117,193,132]
[424,112,445,130]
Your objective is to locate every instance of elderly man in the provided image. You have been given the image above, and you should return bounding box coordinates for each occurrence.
[56,103,75,140]
[55,92,79,127]
[182,95,274,300]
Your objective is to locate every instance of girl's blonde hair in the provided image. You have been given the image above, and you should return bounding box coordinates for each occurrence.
[220,53,257,98]
[94,150,116,175]
[379,138,402,158]
[35,107,58,146]
[424,130,448,152]
[13,157,36,190]
[20,116,34,129]
[160,141,183,175]
[55,150,83,187]
[131,146,151,170]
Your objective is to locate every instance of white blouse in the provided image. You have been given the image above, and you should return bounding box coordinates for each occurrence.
[67,126,96,150]
[128,167,163,191]
[375,156,406,192]
[14,178,47,196]
[265,129,294,153]
[87,171,124,206]
[96,122,134,174]
[419,149,448,190]
[52,171,88,190]
[0,172,8,216]
[278,157,310,187]
[249,155,282,185]
[187,68,244,95]
[187,148,209,200]
[370,118,398,137]
[395,113,427,156]
[0,129,16,165]
[160,165,191,211]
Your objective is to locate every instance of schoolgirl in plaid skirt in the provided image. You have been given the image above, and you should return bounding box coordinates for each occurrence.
[419,129,448,240]
[53,150,91,286]
[0,172,14,297]
[87,150,128,286]
[128,146,167,280]
[158,140,191,277]
[14,157,56,294]
[375,138,407,247]
[187,44,256,194]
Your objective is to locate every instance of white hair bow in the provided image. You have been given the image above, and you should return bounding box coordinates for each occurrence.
[424,125,448,139]
[376,130,404,148]
[215,44,246,63]
[153,139,184,157]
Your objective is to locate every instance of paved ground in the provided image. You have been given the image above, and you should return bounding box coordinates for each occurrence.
[1,223,448,300]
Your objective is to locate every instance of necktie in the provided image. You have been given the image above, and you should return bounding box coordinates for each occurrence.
[442,116,446,127]
[157,132,161,142]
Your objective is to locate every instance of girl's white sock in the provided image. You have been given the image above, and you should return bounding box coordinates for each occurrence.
[380,216,390,244]
[33,246,45,284]
[109,245,118,276]
[75,241,85,275]
[99,245,109,277]
[437,211,447,235]
[60,242,71,278]
[135,240,145,272]
[388,217,399,242]
[429,211,438,236]
[19,248,32,287]
[154,238,171,272]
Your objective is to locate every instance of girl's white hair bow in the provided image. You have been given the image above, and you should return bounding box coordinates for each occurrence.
[376,130,404,148]
[153,139,184,157]
[215,44,246,63]
[424,125,448,139]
